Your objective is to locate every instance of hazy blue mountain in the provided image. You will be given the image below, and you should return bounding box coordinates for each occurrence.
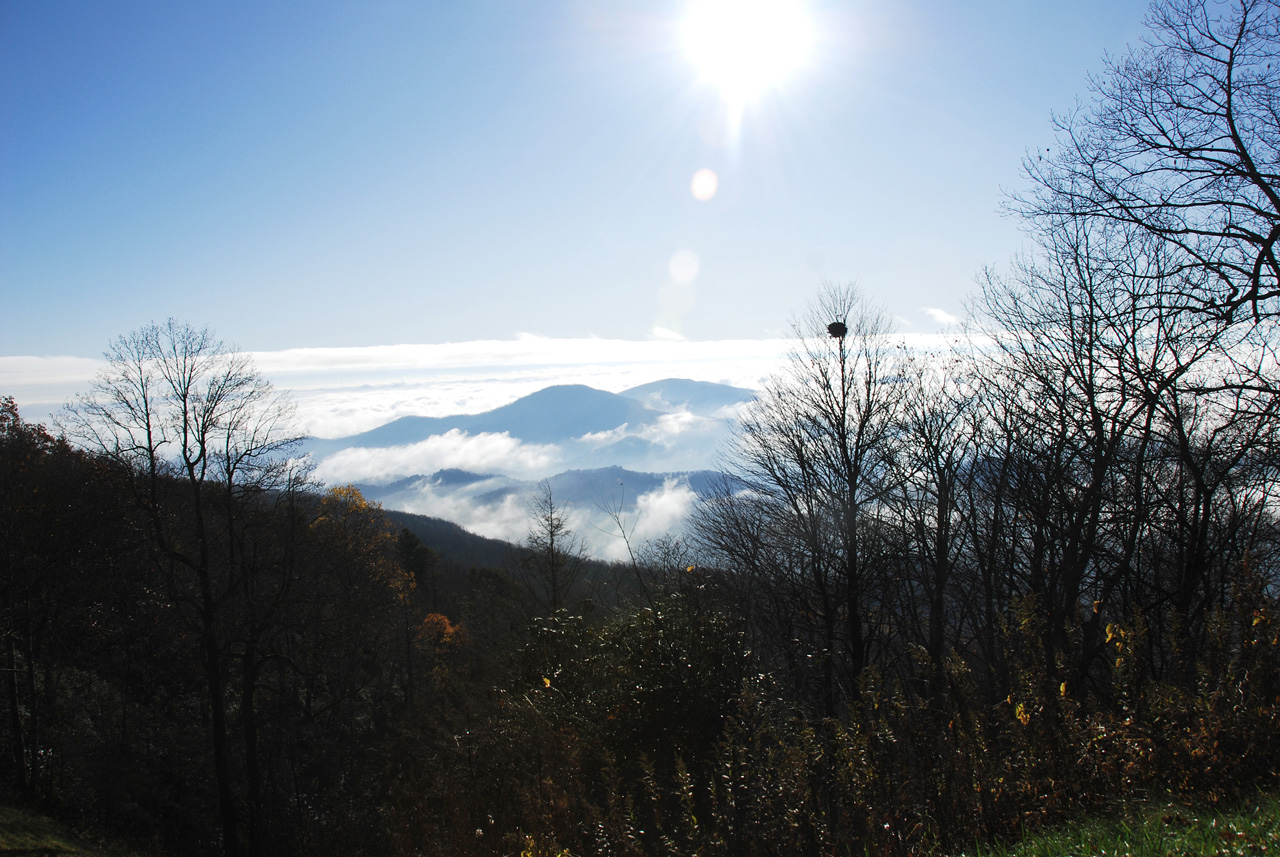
[305,379,755,454]
[619,378,756,415]
[312,384,663,453]
[568,435,660,470]
[361,462,717,510]
[546,466,665,506]
[306,380,756,542]
[430,468,499,486]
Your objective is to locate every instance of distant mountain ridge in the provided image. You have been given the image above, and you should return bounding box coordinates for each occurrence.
[618,378,757,415]
[304,379,756,552]
[303,378,755,462]
[333,384,663,449]
[356,465,727,510]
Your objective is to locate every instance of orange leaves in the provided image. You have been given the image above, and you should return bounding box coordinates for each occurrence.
[416,613,467,650]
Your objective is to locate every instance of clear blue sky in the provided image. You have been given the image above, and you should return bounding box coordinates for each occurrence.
[2,0,1150,356]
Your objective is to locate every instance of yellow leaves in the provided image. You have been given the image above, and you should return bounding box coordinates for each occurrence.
[1060,681,1068,697]
[1005,694,1033,725]
[543,677,552,688]
[313,485,393,544]
[1106,623,1130,649]
[520,836,573,857]
[311,485,405,595]
[326,483,372,508]
[417,613,467,649]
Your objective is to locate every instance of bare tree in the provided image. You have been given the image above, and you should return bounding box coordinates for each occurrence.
[61,319,304,857]
[1018,0,1280,320]
[890,350,977,698]
[967,201,1280,700]
[971,223,1192,691]
[695,283,900,715]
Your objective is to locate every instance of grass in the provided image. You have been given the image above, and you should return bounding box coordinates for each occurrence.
[958,792,1280,857]
[0,803,141,857]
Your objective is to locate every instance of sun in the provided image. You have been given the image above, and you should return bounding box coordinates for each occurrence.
[681,0,815,108]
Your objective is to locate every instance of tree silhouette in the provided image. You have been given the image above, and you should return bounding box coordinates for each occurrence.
[61,320,304,857]
[521,481,588,615]
[1019,0,1280,320]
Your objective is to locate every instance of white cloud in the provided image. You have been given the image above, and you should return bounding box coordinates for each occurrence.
[380,473,705,562]
[577,424,632,445]
[0,355,106,425]
[0,355,105,385]
[313,430,561,485]
[633,479,699,540]
[710,400,755,420]
[390,478,614,552]
[4,334,975,441]
[399,482,532,545]
[637,410,711,445]
[922,306,961,326]
[589,478,701,561]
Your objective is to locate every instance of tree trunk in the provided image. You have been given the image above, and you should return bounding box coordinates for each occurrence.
[5,625,27,794]
[198,570,239,857]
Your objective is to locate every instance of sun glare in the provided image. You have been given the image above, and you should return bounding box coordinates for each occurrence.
[681,0,814,107]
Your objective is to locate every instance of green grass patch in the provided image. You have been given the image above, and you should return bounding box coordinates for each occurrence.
[957,792,1280,857]
[0,803,140,856]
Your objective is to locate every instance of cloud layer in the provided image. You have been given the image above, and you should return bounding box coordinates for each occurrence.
[314,430,562,485]
[5,333,962,439]
[383,472,704,561]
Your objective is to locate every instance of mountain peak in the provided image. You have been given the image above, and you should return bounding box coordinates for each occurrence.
[619,378,756,415]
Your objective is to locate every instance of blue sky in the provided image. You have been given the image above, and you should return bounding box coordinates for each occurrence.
[4,0,1148,363]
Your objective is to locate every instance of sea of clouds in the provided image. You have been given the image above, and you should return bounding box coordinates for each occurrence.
[382,472,703,562]
[2,333,963,556]
[0,335,788,437]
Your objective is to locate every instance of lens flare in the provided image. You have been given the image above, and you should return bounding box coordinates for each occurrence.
[691,168,719,201]
[669,249,700,284]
